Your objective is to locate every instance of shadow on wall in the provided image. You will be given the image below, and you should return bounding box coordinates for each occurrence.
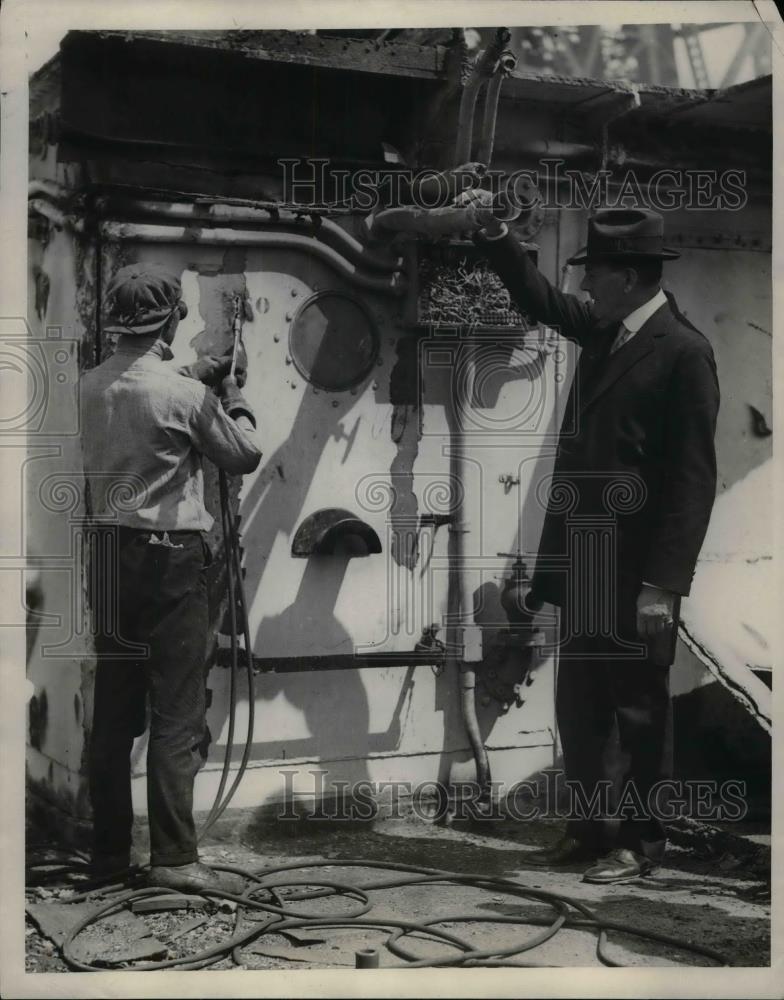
[196,261,558,782]
[191,273,413,775]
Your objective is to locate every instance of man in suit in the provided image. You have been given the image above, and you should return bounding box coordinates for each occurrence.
[471,205,720,883]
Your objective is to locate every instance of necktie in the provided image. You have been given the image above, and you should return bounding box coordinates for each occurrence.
[610,323,632,355]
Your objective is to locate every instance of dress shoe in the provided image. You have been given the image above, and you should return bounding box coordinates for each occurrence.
[582,848,656,884]
[147,861,245,895]
[525,835,599,867]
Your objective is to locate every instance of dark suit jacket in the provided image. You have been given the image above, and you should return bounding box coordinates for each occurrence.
[479,231,720,610]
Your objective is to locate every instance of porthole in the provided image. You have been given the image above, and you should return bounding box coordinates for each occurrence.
[288,290,379,392]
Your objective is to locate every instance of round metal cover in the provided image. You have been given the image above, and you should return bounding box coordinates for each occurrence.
[289,290,379,392]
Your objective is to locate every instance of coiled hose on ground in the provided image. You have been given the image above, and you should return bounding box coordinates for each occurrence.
[24,469,732,971]
[25,853,729,970]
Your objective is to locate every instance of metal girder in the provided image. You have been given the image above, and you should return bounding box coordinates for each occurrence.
[682,28,710,88]
[719,23,769,88]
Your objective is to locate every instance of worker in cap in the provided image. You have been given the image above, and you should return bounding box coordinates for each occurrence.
[80,261,261,894]
[104,263,189,336]
[461,197,719,884]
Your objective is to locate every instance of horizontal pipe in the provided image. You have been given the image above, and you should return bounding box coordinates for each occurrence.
[367,195,521,240]
[99,221,407,296]
[94,196,402,273]
[370,204,483,237]
[216,650,445,672]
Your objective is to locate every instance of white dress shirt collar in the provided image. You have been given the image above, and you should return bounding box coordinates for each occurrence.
[621,287,668,333]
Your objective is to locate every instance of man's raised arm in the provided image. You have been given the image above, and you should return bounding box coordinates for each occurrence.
[464,191,594,344]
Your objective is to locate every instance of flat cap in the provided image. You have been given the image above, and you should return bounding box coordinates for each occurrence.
[105,263,186,335]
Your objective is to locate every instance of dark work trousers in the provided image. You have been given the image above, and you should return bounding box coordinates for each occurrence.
[555,583,673,863]
[89,526,210,867]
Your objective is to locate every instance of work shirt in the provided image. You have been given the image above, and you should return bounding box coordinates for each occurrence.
[80,339,261,531]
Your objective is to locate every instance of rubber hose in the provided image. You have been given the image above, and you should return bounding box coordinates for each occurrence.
[197,470,238,840]
[198,501,256,835]
[45,856,730,971]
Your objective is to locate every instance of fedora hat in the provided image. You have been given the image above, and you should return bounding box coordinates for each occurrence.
[105,263,188,336]
[567,208,680,265]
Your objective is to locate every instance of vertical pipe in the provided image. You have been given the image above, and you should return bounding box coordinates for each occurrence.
[448,341,491,800]
[449,37,519,802]
[476,73,504,166]
[453,28,513,166]
[93,196,103,368]
[454,73,485,165]
[554,209,564,769]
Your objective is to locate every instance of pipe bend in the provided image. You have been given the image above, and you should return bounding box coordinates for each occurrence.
[29,198,84,233]
[93,197,403,274]
[315,217,402,273]
[99,222,406,296]
[459,666,491,793]
[28,179,72,204]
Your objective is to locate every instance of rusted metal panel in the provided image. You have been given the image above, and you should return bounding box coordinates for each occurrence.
[57,31,436,169]
[28,53,62,118]
[73,28,447,78]
[26,35,770,244]
[672,75,772,129]
[667,230,771,252]
[37,30,772,194]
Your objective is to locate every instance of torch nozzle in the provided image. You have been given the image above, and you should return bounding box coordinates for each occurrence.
[229,295,243,381]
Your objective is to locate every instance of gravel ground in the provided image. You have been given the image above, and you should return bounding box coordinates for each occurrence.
[25,815,771,972]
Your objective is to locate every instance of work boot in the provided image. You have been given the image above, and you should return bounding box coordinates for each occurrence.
[147,861,245,896]
[525,835,600,868]
[581,848,657,884]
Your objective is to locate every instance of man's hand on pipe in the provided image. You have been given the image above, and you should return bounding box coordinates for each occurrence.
[636,583,677,638]
[454,189,507,238]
